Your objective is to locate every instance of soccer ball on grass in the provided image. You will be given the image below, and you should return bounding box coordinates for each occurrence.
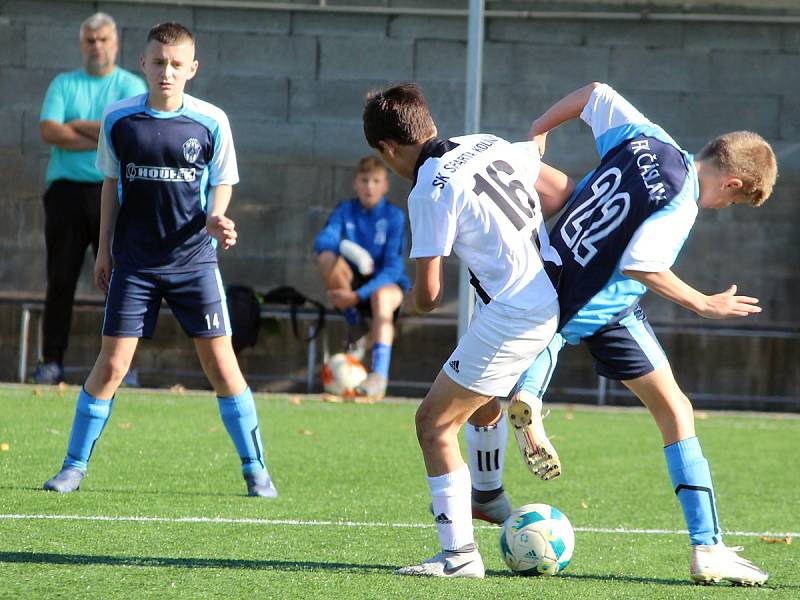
[320,352,368,396]
[499,503,575,576]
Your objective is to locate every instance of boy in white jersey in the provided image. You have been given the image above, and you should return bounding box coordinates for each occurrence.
[42,22,277,499]
[470,82,777,586]
[362,83,574,578]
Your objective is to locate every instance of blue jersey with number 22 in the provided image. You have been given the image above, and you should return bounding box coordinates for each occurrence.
[547,84,699,342]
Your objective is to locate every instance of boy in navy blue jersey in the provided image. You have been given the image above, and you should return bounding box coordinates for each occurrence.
[43,22,277,498]
[465,82,776,585]
[314,156,410,401]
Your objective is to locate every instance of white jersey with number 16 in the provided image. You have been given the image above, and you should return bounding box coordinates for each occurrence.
[408,133,557,316]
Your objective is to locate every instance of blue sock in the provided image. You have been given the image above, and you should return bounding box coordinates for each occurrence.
[63,388,113,471]
[343,307,361,327]
[371,342,392,379]
[664,437,722,546]
[517,334,564,397]
[217,387,267,476]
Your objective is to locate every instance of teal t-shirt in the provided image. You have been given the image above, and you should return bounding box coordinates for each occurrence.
[40,67,147,185]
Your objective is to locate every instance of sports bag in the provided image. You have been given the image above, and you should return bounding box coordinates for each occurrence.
[226,284,326,354]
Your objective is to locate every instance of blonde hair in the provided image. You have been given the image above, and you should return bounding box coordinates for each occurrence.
[355,156,387,176]
[696,131,777,207]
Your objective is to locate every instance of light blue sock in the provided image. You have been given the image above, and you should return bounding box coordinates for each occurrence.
[517,334,564,397]
[371,342,392,379]
[63,388,113,471]
[217,387,267,475]
[664,437,722,546]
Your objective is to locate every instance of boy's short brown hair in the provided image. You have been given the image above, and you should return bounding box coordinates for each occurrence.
[147,22,194,46]
[696,131,777,207]
[363,83,437,148]
[355,156,387,177]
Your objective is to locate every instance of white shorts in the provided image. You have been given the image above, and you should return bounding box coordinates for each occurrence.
[442,299,559,397]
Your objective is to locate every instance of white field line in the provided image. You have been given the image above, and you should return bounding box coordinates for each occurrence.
[0,513,796,538]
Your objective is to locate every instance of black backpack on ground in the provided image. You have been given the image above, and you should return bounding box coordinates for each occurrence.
[226,284,326,354]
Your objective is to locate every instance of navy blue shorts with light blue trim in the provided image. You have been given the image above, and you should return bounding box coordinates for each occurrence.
[103,267,231,339]
[583,304,667,381]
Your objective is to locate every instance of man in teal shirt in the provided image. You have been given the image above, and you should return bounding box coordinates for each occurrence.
[36,12,146,384]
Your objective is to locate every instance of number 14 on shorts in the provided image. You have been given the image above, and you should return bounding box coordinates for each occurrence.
[205,312,220,329]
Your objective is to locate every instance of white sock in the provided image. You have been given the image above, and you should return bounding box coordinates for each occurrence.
[428,464,474,551]
[465,413,507,492]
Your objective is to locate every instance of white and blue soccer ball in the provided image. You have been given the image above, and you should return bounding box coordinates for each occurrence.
[499,503,575,576]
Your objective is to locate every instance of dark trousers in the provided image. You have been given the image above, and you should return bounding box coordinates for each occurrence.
[42,180,102,364]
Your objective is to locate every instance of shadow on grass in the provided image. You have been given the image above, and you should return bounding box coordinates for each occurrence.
[2,553,792,590]
[0,551,396,574]
[484,569,691,586]
[486,569,790,590]
[0,485,244,498]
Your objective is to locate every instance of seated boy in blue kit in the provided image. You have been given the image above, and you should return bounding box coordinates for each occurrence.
[314,156,410,401]
[42,22,277,498]
[464,82,776,586]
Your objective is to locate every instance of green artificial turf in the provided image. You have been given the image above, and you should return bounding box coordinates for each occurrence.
[0,386,797,598]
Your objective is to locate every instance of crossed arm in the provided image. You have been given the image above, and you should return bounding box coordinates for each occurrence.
[40,119,101,151]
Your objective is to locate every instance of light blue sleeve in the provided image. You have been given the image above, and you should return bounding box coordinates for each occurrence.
[581,84,652,159]
[618,172,699,273]
[40,74,67,123]
[95,108,119,178]
[208,110,238,186]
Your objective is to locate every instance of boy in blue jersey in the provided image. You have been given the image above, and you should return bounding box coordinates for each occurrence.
[465,83,776,585]
[42,22,277,499]
[314,156,410,401]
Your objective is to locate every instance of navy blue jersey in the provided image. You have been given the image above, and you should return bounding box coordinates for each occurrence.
[544,85,699,341]
[97,93,239,273]
[314,197,410,299]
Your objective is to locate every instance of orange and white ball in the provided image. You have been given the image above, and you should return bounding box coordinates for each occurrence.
[321,353,368,396]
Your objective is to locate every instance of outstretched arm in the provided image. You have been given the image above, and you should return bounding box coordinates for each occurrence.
[624,269,761,319]
[528,82,602,149]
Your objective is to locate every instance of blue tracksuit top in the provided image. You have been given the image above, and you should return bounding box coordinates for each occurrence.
[314,197,410,300]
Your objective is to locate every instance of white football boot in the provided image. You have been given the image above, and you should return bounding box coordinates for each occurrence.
[396,546,485,578]
[507,390,561,480]
[690,542,768,586]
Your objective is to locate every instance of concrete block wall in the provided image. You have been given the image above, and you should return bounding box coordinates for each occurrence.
[0,0,798,405]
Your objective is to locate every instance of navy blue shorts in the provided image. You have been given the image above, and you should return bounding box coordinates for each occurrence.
[583,304,667,380]
[103,267,231,338]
